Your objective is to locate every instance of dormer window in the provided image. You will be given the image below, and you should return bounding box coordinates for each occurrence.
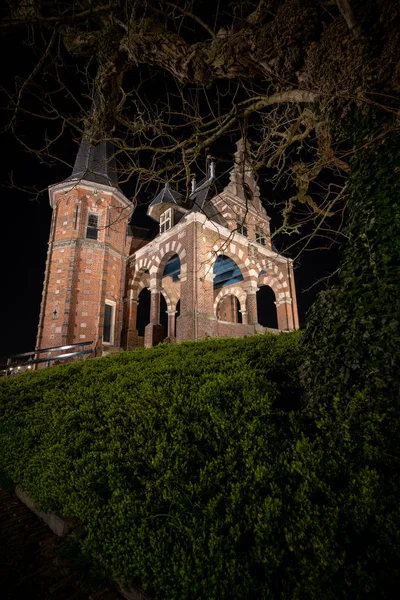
[86,213,99,240]
[255,226,266,246]
[237,220,248,237]
[160,208,173,234]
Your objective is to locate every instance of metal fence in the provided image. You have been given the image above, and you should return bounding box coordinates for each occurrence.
[0,341,94,377]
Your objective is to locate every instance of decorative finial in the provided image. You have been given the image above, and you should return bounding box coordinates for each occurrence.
[210,161,215,179]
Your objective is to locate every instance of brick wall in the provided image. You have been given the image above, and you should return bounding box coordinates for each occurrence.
[37,184,131,351]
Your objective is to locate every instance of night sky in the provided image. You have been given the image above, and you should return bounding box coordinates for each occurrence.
[0,31,341,360]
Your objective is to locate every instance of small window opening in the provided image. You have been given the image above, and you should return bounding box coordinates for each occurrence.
[160,208,173,234]
[237,220,248,237]
[255,226,266,246]
[86,214,98,240]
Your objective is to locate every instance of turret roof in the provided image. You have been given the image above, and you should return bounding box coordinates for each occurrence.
[66,138,118,188]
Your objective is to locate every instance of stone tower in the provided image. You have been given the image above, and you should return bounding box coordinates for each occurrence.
[36,139,134,352]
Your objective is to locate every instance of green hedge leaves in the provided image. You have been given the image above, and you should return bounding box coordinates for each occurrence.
[1,333,307,599]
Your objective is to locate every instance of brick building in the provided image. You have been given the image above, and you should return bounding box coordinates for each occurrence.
[36,138,299,353]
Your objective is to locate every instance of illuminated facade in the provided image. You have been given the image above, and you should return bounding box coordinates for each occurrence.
[37,139,299,352]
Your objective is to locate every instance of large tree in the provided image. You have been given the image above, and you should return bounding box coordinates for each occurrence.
[1,0,400,595]
[1,1,398,246]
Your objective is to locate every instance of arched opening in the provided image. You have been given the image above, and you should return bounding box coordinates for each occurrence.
[137,288,150,336]
[162,253,181,281]
[213,255,244,290]
[217,295,242,323]
[256,286,278,329]
[160,294,168,338]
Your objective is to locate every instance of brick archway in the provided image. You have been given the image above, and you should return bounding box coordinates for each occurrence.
[150,242,187,282]
[206,242,255,284]
[161,289,172,312]
[213,285,247,316]
[256,258,290,300]
[127,257,152,300]
[256,260,296,330]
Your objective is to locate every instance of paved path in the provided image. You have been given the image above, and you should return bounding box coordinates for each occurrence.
[0,489,123,600]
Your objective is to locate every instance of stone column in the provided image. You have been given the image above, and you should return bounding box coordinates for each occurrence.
[245,285,259,325]
[240,309,249,325]
[167,310,177,339]
[150,286,161,324]
[144,284,165,348]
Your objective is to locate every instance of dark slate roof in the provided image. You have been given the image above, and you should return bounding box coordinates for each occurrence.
[148,183,184,208]
[190,169,223,224]
[66,138,118,187]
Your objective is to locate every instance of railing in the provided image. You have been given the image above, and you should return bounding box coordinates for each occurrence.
[0,341,94,377]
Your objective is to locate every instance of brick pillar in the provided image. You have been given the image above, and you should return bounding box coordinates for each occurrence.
[144,285,164,348]
[287,259,299,329]
[245,286,259,325]
[126,299,139,349]
[195,268,218,339]
[276,298,294,331]
[167,310,177,339]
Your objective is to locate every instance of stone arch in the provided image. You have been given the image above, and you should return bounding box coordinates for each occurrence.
[256,260,296,330]
[215,293,243,323]
[256,258,290,298]
[151,242,187,282]
[128,257,152,300]
[213,285,247,315]
[258,273,291,304]
[161,289,172,312]
[206,242,255,284]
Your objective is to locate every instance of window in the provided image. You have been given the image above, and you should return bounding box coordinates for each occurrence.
[103,301,115,344]
[256,226,266,246]
[106,208,111,237]
[160,208,173,234]
[243,182,253,202]
[237,220,248,237]
[86,213,99,240]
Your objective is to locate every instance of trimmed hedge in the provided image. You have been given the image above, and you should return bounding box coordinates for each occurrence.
[0,333,305,599]
[2,331,399,598]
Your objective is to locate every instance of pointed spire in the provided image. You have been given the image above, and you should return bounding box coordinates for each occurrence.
[66,138,119,188]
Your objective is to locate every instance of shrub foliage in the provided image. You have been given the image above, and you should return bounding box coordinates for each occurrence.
[1,333,307,599]
[1,321,399,598]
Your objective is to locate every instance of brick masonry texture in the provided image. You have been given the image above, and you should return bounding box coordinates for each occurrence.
[38,151,299,353]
